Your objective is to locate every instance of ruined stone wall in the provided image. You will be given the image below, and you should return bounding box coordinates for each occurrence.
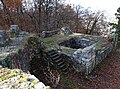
[0,44,31,72]
[0,36,42,72]
[72,34,118,75]
[72,43,96,74]
[0,34,118,76]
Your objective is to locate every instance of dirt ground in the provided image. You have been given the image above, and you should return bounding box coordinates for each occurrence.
[58,50,120,89]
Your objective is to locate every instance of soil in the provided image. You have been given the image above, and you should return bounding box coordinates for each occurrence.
[57,49,120,89]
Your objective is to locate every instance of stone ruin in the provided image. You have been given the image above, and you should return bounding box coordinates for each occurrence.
[41,26,72,38]
[0,36,60,88]
[39,31,117,75]
[58,37,96,74]
[0,28,118,88]
[59,37,95,49]
[0,31,118,76]
[57,34,117,74]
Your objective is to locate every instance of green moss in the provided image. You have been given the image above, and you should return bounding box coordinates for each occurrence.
[60,47,76,55]
[18,34,36,49]
[40,34,72,48]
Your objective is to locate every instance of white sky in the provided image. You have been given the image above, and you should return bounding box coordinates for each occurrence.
[66,0,120,22]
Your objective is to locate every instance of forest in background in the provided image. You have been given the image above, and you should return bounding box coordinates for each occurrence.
[0,0,109,35]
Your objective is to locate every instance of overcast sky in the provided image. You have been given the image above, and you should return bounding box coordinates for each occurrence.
[66,0,120,22]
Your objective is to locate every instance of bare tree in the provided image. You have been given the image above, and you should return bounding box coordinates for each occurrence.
[82,9,107,35]
[74,5,85,33]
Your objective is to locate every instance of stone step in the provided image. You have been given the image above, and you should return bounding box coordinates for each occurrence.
[48,49,55,52]
[59,63,66,69]
[50,53,59,58]
[52,55,60,60]
[49,49,56,52]
[54,58,63,63]
[48,49,56,54]
[48,51,56,56]
[57,61,64,66]
[48,49,69,74]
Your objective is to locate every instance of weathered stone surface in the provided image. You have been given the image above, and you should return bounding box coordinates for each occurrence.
[58,33,118,75]
[0,67,48,89]
[0,30,9,46]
